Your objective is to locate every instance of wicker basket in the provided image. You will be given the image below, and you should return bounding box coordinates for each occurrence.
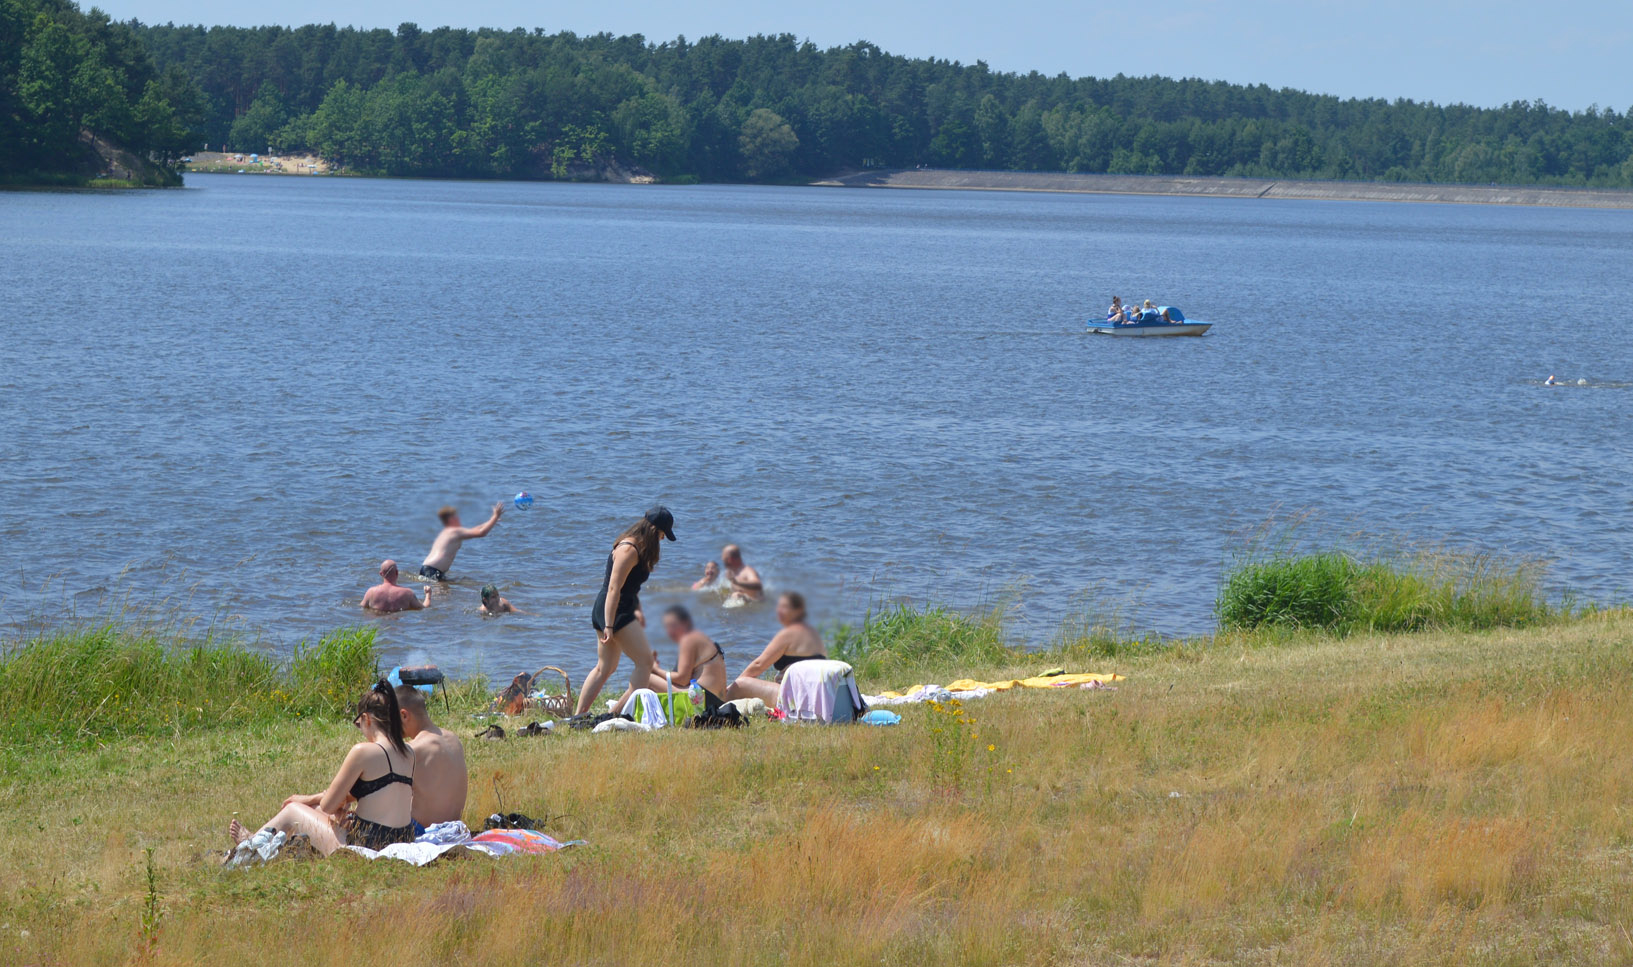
[525,665,575,718]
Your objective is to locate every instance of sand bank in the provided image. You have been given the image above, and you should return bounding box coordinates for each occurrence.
[813,168,1633,209]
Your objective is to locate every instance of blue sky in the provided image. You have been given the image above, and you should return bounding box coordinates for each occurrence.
[99,0,1632,111]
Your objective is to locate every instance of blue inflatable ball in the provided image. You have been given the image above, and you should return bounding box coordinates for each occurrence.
[513,492,534,510]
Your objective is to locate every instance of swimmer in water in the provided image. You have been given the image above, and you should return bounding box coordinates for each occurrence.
[692,560,721,590]
[722,544,764,602]
[362,560,433,613]
[1546,374,1558,386]
[418,502,503,582]
[478,583,526,615]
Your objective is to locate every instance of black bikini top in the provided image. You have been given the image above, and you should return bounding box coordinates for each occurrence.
[350,741,413,800]
[772,652,826,672]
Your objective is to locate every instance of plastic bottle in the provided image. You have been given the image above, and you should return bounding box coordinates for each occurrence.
[513,491,534,510]
[688,679,702,705]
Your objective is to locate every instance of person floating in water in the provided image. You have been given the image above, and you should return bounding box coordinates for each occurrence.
[691,560,721,590]
[478,583,526,615]
[419,502,503,581]
[361,560,432,613]
[1545,374,1558,386]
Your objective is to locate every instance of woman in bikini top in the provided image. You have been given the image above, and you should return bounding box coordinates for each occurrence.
[726,591,826,705]
[224,680,418,858]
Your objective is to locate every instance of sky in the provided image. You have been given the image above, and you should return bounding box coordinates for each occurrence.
[96,0,1633,111]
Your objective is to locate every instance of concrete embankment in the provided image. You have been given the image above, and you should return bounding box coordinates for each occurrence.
[813,168,1633,209]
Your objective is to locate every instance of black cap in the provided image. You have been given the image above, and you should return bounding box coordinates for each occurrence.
[645,506,676,541]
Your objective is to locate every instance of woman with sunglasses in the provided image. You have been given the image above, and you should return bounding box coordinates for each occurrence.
[225,680,417,855]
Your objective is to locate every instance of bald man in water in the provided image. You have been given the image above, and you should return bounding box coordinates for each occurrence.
[361,560,431,613]
[722,545,764,601]
[395,685,468,830]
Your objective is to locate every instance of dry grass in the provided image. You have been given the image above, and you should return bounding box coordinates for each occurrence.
[5,613,1633,965]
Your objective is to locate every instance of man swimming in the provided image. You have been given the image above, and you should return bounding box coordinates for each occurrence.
[478,583,526,615]
[419,502,503,581]
[394,685,468,830]
[361,560,432,613]
[721,544,764,602]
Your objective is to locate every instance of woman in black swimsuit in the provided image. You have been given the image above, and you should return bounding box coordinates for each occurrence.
[225,680,417,856]
[727,591,827,704]
[573,506,676,715]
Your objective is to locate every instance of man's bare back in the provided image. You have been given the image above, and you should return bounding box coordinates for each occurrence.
[407,724,468,827]
[362,560,429,613]
[420,503,504,577]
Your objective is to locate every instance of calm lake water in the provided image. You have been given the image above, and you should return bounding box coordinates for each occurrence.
[3,174,1630,677]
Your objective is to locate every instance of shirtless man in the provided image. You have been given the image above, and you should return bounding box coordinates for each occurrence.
[419,502,503,581]
[478,583,527,615]
[394,685,468,831]
[721,545,764,601]
[361,560,432,613]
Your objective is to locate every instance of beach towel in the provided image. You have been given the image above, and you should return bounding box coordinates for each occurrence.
[777,659,865,723]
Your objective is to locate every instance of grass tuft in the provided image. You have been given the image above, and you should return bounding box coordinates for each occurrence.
[0,623,381,746]
[1217,550,1554,635]
[829,603,1014,681]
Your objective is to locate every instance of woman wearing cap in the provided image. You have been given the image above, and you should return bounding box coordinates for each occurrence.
[574,506,676,715]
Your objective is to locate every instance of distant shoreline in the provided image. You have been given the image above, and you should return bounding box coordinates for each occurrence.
[812,168,1633,210]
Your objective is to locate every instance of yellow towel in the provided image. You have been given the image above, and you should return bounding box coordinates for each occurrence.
[945,673,1122,692]
[875,673,1123,698]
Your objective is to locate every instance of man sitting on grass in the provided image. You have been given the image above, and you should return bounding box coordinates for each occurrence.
[395,685,468,832]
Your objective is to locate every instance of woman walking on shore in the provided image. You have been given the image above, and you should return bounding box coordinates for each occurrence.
[574,506,676,715]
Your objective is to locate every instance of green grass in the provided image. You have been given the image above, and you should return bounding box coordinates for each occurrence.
[829,602,1014,681]
[0,623,379,747]
[1216,549,1555,635]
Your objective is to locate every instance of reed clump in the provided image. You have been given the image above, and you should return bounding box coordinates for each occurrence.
[0,623,378,745]
[830,603,1014,681]
[1216,549,1554,635]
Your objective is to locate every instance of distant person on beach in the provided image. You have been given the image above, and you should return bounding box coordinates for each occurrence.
[419,502,503,581]
[726,592,826,704]
[362,560,432,613]
[722,545,765,602]
[573,507,676,716]
[394,684,467,831]
[611,604,731,713]
[226,681,415,856]
[692,560,721,590]
[478,584,526,615]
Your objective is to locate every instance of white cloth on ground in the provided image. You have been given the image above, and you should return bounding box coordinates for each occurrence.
[592,717,652,733]
[617,688,668,728]
[777,659,865,723]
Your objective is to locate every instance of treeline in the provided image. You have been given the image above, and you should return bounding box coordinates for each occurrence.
[1,0,202,183]
[105,22,1633,186]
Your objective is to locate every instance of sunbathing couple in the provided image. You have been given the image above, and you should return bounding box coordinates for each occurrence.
[362,503,521,615]
[575,507,826,714]
[227,682,468,856]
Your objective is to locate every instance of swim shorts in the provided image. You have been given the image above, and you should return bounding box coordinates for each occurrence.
[418,565,447,582]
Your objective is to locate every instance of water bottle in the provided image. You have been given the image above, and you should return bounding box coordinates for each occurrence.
[513,491,534,510]
[689,679,702,705]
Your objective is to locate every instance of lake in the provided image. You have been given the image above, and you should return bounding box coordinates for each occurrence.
[2,174,1629,678]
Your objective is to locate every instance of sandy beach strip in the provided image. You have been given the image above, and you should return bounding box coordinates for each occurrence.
[812,168,1633,209]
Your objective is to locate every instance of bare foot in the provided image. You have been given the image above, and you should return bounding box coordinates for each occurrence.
[228,819,250,846]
